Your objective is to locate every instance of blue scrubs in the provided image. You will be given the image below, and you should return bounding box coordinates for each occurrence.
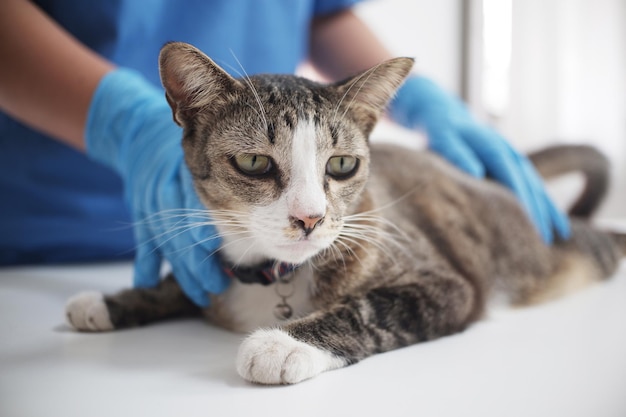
[0,0,360,264]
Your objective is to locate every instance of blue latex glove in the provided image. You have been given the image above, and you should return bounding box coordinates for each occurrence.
[390,76,570,243]
[86,68,230,306]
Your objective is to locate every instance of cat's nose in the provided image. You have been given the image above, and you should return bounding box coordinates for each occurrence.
[292,214,325,236]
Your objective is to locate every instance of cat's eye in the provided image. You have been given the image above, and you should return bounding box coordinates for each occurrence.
[326,155,359,179]
[233,154,273,176]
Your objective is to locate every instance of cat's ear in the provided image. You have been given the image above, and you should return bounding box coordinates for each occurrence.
[159,42,241,126]
[334,57,414,135]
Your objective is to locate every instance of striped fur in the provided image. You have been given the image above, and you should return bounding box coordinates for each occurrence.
[66,42,626,385]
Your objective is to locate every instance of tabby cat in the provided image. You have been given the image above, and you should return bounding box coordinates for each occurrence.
[66,42,626,385]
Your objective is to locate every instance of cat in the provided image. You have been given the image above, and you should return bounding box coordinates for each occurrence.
[66,42,626,385]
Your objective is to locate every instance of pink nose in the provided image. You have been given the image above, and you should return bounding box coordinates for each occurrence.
[291,214,325,236]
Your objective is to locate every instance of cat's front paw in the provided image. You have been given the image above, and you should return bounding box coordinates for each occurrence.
[236,328,346,385]
[66,291,113,332]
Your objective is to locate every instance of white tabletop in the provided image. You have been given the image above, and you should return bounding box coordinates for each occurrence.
[1,259,625,417]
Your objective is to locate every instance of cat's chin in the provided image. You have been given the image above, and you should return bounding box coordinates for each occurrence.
[271,240,328,265]
[218,234,329,267]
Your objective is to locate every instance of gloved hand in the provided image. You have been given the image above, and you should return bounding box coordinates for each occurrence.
[85,68,230,306]
[390,76,570,243]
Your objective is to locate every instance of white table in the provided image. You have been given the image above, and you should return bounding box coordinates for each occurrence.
[1,259,625,417]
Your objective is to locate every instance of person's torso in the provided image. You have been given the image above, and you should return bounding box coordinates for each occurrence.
[0,0,356,264]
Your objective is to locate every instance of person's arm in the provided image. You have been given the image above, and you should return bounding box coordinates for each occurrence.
[0,0,113,150]
[0,0,228,305]
[309,9,392,80]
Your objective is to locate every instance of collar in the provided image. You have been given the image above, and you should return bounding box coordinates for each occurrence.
[222,259,299,286]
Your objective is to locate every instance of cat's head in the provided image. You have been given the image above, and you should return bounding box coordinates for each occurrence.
[159,42,413,267]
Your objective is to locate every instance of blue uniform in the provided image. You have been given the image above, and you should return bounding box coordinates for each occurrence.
[0,0,360,264]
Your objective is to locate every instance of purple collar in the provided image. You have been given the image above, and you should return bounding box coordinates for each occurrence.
[222,259,299,286]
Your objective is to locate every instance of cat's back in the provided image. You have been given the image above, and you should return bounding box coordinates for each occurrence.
[368,142,536,239]
[366,143,548,283]
[368,142,506,206]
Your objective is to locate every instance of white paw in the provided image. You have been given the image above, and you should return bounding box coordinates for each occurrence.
[236,328,346,385]
[65,291,114,332]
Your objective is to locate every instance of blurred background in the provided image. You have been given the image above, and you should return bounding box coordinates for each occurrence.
[351,0,625,220]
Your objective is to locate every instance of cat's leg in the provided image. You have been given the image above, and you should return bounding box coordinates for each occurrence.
[66,274,200,332]
[236,271,477,384]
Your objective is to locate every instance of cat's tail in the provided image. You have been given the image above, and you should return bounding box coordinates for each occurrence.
[609,231,626,257]
[528,144,610,218]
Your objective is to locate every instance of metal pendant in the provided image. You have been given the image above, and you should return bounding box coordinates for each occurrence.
[273,264,296,321]
[273,302,293,320]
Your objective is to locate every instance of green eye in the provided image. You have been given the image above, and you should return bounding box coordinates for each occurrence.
[233,154,272,176]
[326,155,358,179]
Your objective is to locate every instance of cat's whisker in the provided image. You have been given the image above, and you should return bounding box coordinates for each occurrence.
[337,232,392,264]
[351,225,409,258]
[135,211,252,258]
[200,236,256,266]
[145,218,248,246]
[332,237,366,268]
[134,230,223,259]
[149,229,229,257]
[347,220,409,243]
[344,193,420,243]
[334,233,373,260]
[339,221,408,262]
[315,245,335,267]
[136,208,249,230]
[342,222,410,250]
[347,187,418,215]
[135,210,211,227]
[168,229,257,265]
[323,242,349,272]
[209,233,257,262]
[344,210,407,237]
[229,50,269,132]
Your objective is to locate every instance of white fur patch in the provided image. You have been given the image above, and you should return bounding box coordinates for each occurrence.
[236,328,347,384]
[222,264,315,333]
[65,292,113,332]
[286,119,327,220]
